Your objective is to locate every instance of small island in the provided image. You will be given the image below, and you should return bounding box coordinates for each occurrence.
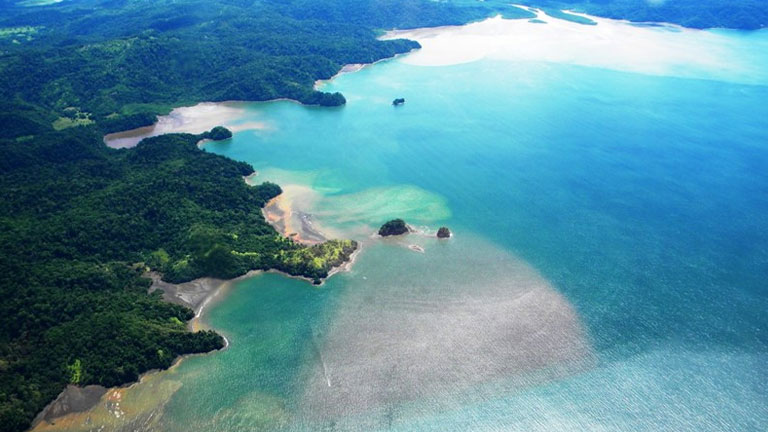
[392,98,405,106]
[437,227,452,238]
[201,126,233,141]
[379,219,409,236]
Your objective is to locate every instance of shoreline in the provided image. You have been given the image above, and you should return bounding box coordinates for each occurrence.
[261,185,328,245]
[103,46,421,150]
[102,98,324,149]
[32,252,360,428]
[28,11,633,429]
[313,48,419,90]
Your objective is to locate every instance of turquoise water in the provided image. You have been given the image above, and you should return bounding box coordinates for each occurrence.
[206,57,768,429]
[61,20,768,432]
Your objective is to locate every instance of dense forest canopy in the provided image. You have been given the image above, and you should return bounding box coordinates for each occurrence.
[0,129,356,431]
[0,0,765,431]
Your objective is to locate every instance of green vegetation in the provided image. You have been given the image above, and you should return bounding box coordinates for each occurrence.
[276,240,358,284]
[66,359,82,385]
[379,219,410,237]
[0,25,40,42]
[52,107,95,130]
[203,126,233,141]
[0,128,357,431]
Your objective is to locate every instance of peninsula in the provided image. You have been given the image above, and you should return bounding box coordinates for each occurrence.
[0,127,356,431]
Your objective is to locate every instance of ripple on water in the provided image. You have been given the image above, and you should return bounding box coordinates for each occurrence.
[294,233,595,430]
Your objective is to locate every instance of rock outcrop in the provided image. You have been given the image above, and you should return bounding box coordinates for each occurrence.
[379,219,409,236]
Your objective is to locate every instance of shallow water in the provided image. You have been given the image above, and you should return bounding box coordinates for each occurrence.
[39,12,768,432]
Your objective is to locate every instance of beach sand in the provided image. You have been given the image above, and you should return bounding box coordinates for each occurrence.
[30,385,109,429]
[103,102,268,149]
[147,272,226,315]
[262,184,330,245]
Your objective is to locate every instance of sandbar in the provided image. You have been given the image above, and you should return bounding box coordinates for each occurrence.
[103,102,268,149]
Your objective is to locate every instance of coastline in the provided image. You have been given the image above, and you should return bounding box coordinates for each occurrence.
[32,250,360,429]
[102,101,260,149]
[261,184,328,245]
[36,12,624,426]
[313,48,419,90]
[104,46,422,150]
[42,13,586,426]
[23,8,768,432]
[33,173,361,429]
[102,97,343,150]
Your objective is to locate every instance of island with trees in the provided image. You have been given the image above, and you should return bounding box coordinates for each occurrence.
[379,219,410,237]
[202,126,234,141]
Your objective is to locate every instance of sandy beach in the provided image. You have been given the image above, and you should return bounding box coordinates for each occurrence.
[103,102,269,149]
[262,184,329,245]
